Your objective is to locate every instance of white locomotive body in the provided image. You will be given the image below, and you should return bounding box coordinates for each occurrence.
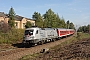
[23,27,58,44]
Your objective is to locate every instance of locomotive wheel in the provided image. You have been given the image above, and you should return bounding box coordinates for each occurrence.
[38,40,44,45]
[32,43,37,47]
[40,40,44,45]
[52,39,55,42]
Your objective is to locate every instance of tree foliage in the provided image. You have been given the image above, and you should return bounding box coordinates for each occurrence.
[43,9,66,28]
[66,20,70,29]
[32,12,43,28]
[8,7,15,28]
[60,17,66,28]
[69,22,75,29]
[32,9,75,29]
[66,20,75,29]
[43,9,68,28]
[43,9,55,27]
[78,24,90,33]
[56,14,61,28]
[25,21,32,28]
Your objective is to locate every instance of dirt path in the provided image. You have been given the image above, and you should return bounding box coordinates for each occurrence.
[0,36,73,60]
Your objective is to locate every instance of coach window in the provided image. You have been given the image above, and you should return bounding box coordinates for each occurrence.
[36,30,38,34]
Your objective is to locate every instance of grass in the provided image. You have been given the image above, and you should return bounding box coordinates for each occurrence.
[19,53,40,60]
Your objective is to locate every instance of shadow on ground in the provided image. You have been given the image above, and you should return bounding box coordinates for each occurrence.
[12,43,33,48]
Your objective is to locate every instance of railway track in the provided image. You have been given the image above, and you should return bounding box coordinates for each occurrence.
[0,35,74,60]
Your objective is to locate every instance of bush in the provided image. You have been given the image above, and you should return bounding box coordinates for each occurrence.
[0,21,11,33]
[77,32,81,40]
[0,28,24,44]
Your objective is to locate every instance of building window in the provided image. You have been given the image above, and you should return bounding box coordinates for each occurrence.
[23,23,26,28]
[15,22,18,28]
[32,23,35,26]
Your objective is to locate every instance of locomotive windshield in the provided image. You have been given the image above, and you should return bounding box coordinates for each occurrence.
[25,30,33,35]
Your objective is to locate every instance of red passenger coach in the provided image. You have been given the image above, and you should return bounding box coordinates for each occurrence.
[69,29,75,35]
[57,28,67,37]
[66,29,75,35]
[66,29,70,35]
[57,28,75,38]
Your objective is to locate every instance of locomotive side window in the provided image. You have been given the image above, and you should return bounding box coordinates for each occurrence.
[25,30,33,35]
[36,30,38,34]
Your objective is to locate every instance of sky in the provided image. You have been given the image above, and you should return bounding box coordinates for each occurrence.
[0,0,90,27]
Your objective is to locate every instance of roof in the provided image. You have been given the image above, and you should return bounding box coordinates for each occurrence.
[0,12,34,21]
[14,15,35,21]
[14,15,24,21]
[26,18,35,21]
[0,12,7,17]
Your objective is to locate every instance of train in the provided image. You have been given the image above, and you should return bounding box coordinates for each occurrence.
[22,27,75,45]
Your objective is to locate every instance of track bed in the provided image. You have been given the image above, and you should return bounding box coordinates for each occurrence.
[0,35,73,60]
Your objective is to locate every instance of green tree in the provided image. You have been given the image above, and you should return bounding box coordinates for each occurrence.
[43,9,57,28]
[78,26,82,32]
[87,24,90,33]
[8,7,16,27]
[86,25,90,33]
[25,21,32,28]
[53,13,63,28]
[69,22,75,29]
[66,20,70,29]
[60,16,66,28]
[82,26,87,32]
[32,12,43,28]
[56,14,61,28]
[78,25,88,33]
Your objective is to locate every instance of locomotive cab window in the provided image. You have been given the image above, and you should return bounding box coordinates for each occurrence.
[25,30,33,35]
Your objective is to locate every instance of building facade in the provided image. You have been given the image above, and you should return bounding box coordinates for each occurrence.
[0,12,35,29]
